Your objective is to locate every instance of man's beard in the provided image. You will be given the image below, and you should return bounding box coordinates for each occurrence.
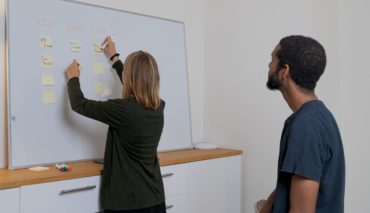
[266,69,282,90]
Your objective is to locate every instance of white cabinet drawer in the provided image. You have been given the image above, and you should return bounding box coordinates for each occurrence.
[165,194,189,213]
[161,163,189,197]
[20,176,101,213]
[0,187,20,213]
[188,156,242,213]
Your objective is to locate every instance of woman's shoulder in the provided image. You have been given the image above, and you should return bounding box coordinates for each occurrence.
[110,97,165,110]
[107,98,132,108]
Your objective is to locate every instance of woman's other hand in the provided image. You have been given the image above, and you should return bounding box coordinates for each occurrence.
[65,59,80,80]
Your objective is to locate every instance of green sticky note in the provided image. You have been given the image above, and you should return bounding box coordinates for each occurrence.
[69,40,81,52]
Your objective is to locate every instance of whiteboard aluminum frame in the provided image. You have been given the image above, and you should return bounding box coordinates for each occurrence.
[6,0,194,169]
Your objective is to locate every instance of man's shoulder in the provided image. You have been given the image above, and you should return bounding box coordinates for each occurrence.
[294,100,333,124]
[289,100,341,145]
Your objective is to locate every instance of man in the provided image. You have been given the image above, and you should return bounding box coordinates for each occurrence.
[261,35,345,213]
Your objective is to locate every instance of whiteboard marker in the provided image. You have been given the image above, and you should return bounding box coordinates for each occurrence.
[101,33,116,49]
[101,42,108,50]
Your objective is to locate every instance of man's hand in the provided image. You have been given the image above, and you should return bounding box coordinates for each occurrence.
[260,190,276,213]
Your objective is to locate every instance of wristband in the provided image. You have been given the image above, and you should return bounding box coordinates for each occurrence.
[110,53,120,61]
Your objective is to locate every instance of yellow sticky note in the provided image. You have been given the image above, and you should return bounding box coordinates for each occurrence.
[40,55,53,67]
[40,35,52,48]
[69,40,81,52]
[41,73,55,85]
[101,87,111,97]
[93,62,104,74]
[43,90,56,104]
[93,43,103,53]
[95,82,104,95]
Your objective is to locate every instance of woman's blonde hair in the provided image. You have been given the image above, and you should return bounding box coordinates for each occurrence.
[122,51,160,110]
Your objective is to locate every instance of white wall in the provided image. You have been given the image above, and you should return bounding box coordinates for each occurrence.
[0,0,206,168]
[0,0,6,169]
[2,0,370,212]
[338,0,370,212]
[204,0,342,212]
[205,0,370,212]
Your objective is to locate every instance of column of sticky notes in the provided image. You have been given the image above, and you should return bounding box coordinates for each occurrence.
[92,43,109,96]
[40,35,56,104]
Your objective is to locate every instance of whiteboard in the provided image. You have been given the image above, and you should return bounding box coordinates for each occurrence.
[7,0,193,169]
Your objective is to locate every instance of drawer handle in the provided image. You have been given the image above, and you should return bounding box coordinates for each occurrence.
[60,185,96,195]
[166,204,174,209]
[162,173,174,178]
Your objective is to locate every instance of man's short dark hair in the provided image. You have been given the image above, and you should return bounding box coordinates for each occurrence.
[277,35,326,91]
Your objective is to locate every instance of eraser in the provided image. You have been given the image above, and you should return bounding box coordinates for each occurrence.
[193,141,219,150]
[28,166,50,172]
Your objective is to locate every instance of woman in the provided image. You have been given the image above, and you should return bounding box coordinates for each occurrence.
[65,36,166,213]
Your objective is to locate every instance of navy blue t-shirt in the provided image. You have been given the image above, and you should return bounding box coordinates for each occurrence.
[272,100,345,213]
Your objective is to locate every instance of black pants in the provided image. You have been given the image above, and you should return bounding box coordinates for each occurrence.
[105,202,166,213]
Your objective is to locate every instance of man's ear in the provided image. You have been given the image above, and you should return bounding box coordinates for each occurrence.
[280,64,290,80]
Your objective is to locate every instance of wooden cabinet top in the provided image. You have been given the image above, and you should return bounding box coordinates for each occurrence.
[0,148,242,189]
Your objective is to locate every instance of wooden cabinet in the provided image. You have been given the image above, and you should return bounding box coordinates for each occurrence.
[165,194,190,213]
[0,187,20,213]
[0,149,242,213]
[162,162,190,197]
[187,155,241,213]
[20,176,101,213]
[162,155,241,213]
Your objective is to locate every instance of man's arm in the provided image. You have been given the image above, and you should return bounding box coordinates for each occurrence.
[260,190,276,213]
[289,174,319,213]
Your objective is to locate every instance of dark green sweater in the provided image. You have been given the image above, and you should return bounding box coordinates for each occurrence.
[67,60,165,210]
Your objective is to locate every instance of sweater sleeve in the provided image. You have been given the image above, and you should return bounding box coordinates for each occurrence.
[67,77,127,127]
[112,60,124,83]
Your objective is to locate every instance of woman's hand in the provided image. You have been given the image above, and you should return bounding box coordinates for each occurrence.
[102,36,119,62]
[65,59,80,80]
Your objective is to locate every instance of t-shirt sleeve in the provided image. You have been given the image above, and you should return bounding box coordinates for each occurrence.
[67,77,127,127]
[280,119,327,181]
